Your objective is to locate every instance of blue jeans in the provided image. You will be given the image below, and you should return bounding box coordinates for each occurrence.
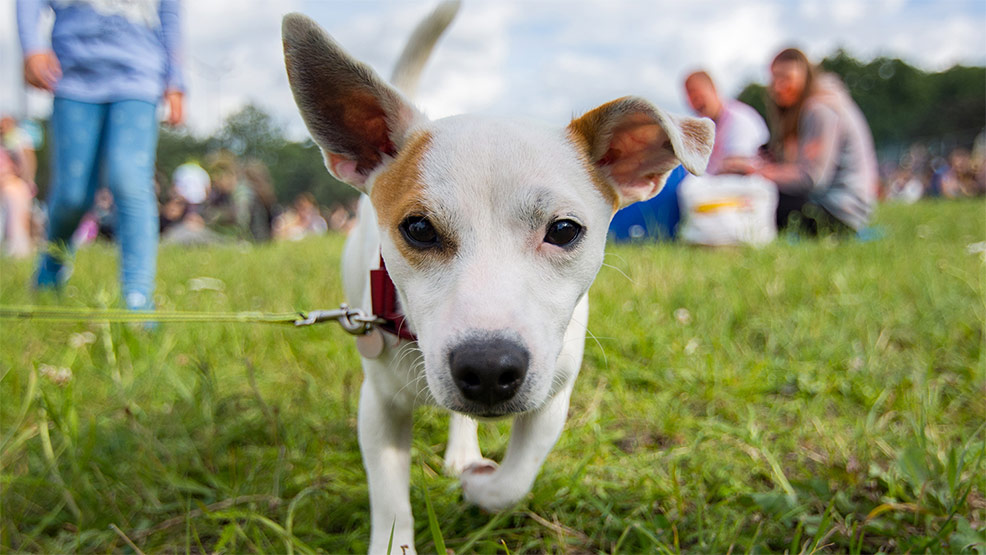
[36,98,160,310]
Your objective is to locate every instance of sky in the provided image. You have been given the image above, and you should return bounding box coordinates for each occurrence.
[2,0,985,140]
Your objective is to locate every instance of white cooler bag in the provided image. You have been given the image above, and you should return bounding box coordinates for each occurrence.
[678,174,778,246]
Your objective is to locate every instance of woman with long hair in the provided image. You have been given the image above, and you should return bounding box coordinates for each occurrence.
[729,48,877,234]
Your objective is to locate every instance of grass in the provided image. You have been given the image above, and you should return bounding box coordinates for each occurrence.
[1,200,984,553]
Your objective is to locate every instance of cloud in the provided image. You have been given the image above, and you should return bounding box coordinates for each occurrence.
[181,0,302,134]
[416,2,516,118]
[424,1,789,121]
[172,0,986,139]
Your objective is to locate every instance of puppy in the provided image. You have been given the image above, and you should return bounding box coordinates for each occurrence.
[282,4,713,553]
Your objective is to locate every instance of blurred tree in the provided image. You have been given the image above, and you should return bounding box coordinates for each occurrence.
[736,83,767,126]
[268,139,358,208]
[211,104,285,165]
[736,51,985,156]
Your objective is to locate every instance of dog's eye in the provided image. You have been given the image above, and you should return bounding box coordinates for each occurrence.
[399,216,439,248]
[544,219,583,247]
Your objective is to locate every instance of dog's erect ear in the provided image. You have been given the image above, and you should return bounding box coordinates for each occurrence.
[568,97,714,209]
[283,13,424,190]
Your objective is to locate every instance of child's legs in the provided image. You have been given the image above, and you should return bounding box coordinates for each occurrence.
[36,98,106,286]
[101,100,160,309]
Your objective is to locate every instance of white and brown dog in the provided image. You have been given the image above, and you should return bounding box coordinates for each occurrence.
[282,4,713,553]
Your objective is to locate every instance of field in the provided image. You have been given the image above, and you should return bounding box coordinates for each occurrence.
[1,200,984,553]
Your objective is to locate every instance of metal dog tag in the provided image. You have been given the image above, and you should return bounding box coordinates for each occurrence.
[356,328,385,359]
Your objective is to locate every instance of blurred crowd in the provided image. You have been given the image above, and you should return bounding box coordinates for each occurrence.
[154,153,355,246]
[881,141,986,203]
[1,124,357,258]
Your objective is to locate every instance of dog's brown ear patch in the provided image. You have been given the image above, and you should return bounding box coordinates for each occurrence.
[567,110,622,212]
[282,13,422,190]
[371,131,432,230]
[371,131,457,268]
[568,96,714,210]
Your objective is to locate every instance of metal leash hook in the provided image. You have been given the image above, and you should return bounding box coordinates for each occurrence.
[294,304,386,335]
[293,308,344,327]
[294,303,390,360]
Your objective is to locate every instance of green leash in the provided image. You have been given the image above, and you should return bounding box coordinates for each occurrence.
[0,304,384,332]
[0,305,302,325]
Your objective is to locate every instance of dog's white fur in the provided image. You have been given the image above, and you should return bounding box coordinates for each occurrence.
[282,4,714,553]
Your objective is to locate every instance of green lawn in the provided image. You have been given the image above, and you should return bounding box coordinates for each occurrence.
[1,200,983,553]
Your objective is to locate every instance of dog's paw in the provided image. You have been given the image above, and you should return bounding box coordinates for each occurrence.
[369,536,416,555]
[463,459,498,475]
[443,447,488,477]
[460,460,526,512]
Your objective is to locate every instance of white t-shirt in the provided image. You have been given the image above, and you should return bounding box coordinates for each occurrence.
[172,162,210,204]
[706,100,769,175]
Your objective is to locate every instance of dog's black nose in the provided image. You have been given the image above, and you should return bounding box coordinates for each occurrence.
[449,337,529,405]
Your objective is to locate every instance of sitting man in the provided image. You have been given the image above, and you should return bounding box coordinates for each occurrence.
[678,70,776,246]
[683,70,768,173]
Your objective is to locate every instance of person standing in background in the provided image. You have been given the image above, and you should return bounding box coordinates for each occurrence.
[18,0,185,311]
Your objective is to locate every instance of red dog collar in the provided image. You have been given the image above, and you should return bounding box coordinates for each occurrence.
[370,255,417,341]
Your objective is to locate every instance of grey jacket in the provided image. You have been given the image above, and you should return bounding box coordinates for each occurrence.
[780,75,878,230]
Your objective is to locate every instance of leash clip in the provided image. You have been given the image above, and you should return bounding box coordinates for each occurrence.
[294,304,385,335]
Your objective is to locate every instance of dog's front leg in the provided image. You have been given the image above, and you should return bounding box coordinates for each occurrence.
[359,377,415,554]
[443,412,487,476]
[459,383,574,512]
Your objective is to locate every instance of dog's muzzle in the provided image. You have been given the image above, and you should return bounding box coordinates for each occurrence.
[448,336,529,406]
